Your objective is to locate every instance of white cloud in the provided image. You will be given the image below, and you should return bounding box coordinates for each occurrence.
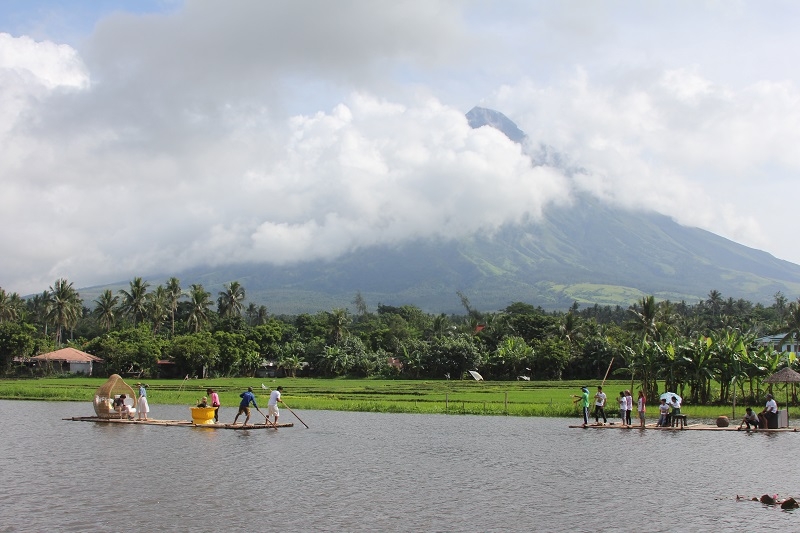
[3,1,800,296]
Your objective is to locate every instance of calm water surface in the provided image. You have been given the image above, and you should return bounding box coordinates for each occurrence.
[0,400,797,532]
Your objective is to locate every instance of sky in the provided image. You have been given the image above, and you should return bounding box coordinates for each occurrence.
[3,0,800,296]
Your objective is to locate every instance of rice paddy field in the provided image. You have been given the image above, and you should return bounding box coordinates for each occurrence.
[0,376,759,420]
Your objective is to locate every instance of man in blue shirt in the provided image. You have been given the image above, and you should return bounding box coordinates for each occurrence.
[233,387,258,425]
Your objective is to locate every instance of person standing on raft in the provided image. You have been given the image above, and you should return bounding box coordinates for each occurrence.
[136,383,149,421]
[267,386,284,426]
[208,388,220,423]
[637,391,646,428]
[593,386,607,425]
[233,387,258,425]
[572,386,590,427]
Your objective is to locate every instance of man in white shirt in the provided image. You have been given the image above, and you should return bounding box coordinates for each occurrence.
[760,393,779,429]
[593,386,607,424]
[267,386,284,426]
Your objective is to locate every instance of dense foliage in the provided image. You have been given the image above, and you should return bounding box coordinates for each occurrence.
[1,280,799,406]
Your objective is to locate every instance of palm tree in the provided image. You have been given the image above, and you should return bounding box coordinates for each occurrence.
[28,291,53,336]
[0,288,23,322]
[428,313,453,340]
[148,285,170,335]
[352,291,369,318]
[93,289,119,331]
[780,299,800,353]
[254,305,268,326]
[245,303,258,325]
[559,311,581,345]
[626,295,661,342]
[773,291,789,323]
[165,277,183,336]
[47,278,81,345]
[217,281,246,319]
[118,277,150,326]
[186,284,213,333]
[326,308,350,345]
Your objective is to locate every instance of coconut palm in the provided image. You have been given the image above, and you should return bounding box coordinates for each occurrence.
[779,299,800,353]
[148,285,170,335]
[47,278,81,345]
[93,289,119,332]
[625,295,663,342]
[27,291,52,336]
[118,277,150,326]
[774,291,789,322]
[326,308,350,345]
[0,288,23,323]
[165,277,183,336]
[217,281,246,319]
[427,313,454,340]
[186,284,213,333]
[707,289,723,317]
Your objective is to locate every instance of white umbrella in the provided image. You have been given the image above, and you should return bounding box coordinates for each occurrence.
[468,370,484,381]
[660,392,682,404]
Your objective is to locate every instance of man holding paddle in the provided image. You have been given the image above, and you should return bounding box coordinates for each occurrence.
[267,386,284,426]
[233,387,258,425]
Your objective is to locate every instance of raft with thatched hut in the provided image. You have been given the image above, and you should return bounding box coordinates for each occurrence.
[65,374,293,430]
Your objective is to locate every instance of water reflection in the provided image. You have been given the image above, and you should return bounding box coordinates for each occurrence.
[0,400,797,532]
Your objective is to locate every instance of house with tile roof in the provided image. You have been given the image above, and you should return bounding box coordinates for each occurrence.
[31,347,104,376]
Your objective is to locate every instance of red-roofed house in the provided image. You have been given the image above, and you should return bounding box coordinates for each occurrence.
[31,347,104,376]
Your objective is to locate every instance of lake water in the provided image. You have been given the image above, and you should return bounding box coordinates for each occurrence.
[0,400,798,532]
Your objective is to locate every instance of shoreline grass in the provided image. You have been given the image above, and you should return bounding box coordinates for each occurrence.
[0,376,771,421]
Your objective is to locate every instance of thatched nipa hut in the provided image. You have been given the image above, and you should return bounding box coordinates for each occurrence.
[763,366,800,426]
[93,374,137,419]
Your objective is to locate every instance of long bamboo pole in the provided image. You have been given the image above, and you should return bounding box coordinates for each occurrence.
[601,357,614,386]
[283,402,310,428]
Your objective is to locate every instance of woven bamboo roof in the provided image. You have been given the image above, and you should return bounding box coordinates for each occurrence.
[764,366,800,384]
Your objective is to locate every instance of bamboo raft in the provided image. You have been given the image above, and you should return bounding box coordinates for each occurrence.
[568,422,800,432]
[63,416,294,430]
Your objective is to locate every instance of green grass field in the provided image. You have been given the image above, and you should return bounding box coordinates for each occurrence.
[0,376,768,420]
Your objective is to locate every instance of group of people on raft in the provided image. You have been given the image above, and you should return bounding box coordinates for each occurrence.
[737,393,779,430]
[572,386,652,428]
[195,386,285,426]
[572,385,782,429]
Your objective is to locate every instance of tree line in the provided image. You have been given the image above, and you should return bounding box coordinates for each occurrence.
[1,279,799,405]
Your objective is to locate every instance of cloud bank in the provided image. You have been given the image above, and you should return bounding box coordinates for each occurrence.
[3,1,800,295]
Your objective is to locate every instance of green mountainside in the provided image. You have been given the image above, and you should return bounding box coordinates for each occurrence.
[83,194,800,315]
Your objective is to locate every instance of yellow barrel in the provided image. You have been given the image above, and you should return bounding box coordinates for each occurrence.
[191,406,217,425]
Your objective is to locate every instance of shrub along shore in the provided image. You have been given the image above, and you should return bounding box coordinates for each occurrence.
[0,377,761,420]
